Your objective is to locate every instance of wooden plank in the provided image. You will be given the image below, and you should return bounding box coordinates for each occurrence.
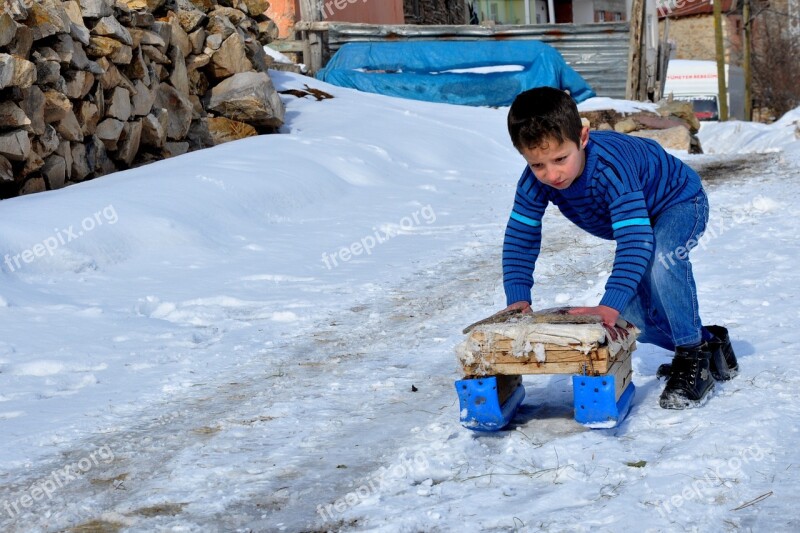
[464,358,612,377]
[605,349,633,400]
[267,41,307,53]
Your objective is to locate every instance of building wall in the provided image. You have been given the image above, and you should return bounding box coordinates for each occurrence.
[267,0,406,39]
[660,14,739,65]
[405,0,468,24]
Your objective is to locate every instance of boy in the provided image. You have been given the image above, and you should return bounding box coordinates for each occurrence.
[501,87,738,409]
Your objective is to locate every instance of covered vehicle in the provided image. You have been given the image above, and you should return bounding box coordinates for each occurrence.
[316,40,595,107]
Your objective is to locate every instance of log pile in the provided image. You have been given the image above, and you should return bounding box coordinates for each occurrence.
[580,99,703,154]
[0,0,284,199]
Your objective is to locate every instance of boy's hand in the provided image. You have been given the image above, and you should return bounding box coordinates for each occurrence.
[568,305,619,327]
[568,305,626,341]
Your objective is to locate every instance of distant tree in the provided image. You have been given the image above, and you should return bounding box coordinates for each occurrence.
[751,7,800,119]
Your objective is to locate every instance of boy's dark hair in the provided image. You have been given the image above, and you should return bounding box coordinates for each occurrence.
[507,87,583,151]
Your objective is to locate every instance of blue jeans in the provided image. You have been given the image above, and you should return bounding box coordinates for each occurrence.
[621,191,710,350]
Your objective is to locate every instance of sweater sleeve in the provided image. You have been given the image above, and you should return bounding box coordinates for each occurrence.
[597,169,655,312]
[502,171,548,306]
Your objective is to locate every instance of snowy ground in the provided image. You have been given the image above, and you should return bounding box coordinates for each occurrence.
[1,72,800,532]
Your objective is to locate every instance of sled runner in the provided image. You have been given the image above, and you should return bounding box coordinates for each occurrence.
[455,309,638,431]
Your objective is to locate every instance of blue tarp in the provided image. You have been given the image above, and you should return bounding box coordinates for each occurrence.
[317,40,595,107]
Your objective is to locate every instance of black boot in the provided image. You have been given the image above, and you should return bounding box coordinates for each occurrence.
[705,325,739,380]
[657,325,738,381]
[659,344,715,409]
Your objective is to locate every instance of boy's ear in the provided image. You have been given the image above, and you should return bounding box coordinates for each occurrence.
[580,125,590,149]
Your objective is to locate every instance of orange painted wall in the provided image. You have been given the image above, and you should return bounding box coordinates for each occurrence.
[267,0,405,38]
[321,0,404,24]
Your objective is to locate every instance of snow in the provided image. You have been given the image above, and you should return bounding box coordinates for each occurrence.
[1,72,800,532]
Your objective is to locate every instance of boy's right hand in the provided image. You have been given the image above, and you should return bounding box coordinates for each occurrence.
[497,301,532,315]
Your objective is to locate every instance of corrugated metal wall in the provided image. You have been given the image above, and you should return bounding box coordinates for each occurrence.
[321,23,631,99]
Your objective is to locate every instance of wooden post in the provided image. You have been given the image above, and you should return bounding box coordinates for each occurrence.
[743,0,753,120]
[626,0,646,100]
[713,0,729,120]
[298,0,324,73]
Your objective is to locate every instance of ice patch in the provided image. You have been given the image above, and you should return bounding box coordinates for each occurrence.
[13,360,66,376]
[271,311,299,322]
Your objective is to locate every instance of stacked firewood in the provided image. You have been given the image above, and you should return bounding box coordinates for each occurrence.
[580,99,703,154]
[0,0,284,198]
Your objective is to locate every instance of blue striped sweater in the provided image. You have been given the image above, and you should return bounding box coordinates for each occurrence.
[503,130,702,311]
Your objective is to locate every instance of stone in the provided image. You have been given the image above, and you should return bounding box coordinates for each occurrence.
[62,1,85,27]
[167,12,192,55]
[96,56,121,89]
[55,140,73,180]
[208,71,285,128]
[125,46,150,83]
[128,28,167,48]
[141,109,167,148]
[116,119,142,165]
[237,0,269,16]
[164,141,189,157]
[207,116,257,145]
[187,118,214,149]
[78,0,113,18]
[150,21,172,50]
[209,32,252,79]
[77,101,100,135]
[20,177,47,195]
[118,11,156,28]
[0,14,17,47]
[34,124,61,157]
[189,28,206,55]
[87,36,133,64]
[630,126,695,152]
[176,5,206,33]
[0,130,32,161]
[0,155,13,182]
[206,13,237,41]
[3,0,30,22]
[106,87,132,121]
[25,1,70,41]
[63,70,94,99]
[154,82,193,139]
[0,54,36,89]
[21,148,45,177]
[9,25,33,58]
[100,125,126,156]
[86,134,116,175]
[42,154,67,189]
[210,6,248,24]
[55,109,84,142]
[186,53,210,72]
[245,38,271,72]
[116,0,166,10]
[205,33,223,50]
[141,45,170,64]
[614,118,638,133]
[91,16,133,46]
[170,44,189,95]
[0,101,31,129]
[43,90,72,123]
[20,85,46,135]
[256,20,279,44]
[633,113,692,131]
[71,142,91,180]
[36,60,62,85]
[657,99,701,133]
[131,79,156,116]
[69,21,91,46]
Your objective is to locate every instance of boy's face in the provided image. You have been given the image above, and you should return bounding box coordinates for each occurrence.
[520,126,589,190]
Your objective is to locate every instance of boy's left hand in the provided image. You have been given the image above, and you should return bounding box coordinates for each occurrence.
[569,306,626,341]
[568,304,619,326]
